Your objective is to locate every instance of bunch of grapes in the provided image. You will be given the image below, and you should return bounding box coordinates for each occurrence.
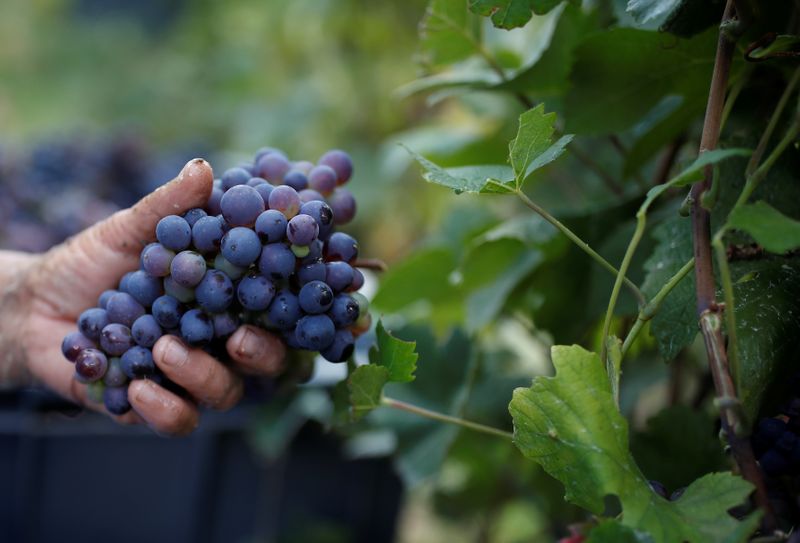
[61,147,370,416]
[751,385,800,524]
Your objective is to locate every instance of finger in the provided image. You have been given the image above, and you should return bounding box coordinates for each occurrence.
[128,378,199,436]
[34,159,214,316]
[226,325,286,376]
[152,335,243,411]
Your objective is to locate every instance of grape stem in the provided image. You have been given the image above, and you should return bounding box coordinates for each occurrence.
[381,396,513,440]
[689,0,776,529]
[515,190,646,307]
[353,258,388,272]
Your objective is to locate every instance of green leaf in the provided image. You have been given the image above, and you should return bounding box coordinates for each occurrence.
[746,34,800,61]
[643,148,752,209]
[732,259,800,420]
[641,217,696,361]
[631,406,727,491]
[565,28,717,134]
[587,520,651,543]
[469,0,567,28]
[372,247,464,331]
[419,0,480,66]
[509,105,572,189]
[510,345,758,542]
[371,320,419,383]
[404,144,516,194]
[624,96,702,178]
[626,0,682,25]
[728,201,800,254]
[348,364,389,421]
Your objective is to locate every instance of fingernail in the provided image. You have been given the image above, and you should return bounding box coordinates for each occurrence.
[160,338,188,368]
[179,158,209,181]
[133,380,159,407]
[237,327,264,360]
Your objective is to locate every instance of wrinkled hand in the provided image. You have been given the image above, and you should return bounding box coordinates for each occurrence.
[11,159,286,435]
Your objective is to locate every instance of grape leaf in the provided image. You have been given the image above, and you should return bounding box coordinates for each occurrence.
[404,148,516,194]
[626,0,682,25]
[732,259,800,420]
[419,0,481,66]
[727,201,800,254]
[641,216,696,361]
[565,28,716,134]
[509,345,758,542]
[587,520,650,543]
[370,320,419,383]
[348,364,389,421]
[509,105,573,189]
[469,0,567,28]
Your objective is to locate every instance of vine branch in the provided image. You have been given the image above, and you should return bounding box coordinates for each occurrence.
[690,0,775,529]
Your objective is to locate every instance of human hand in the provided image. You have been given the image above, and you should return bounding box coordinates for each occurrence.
[1,159,286,435]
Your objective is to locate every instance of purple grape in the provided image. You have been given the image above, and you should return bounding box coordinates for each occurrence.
[120,346,155,378]
[119,271,135,293]
[132,314,163,348]
[180,309,214,345]
[298,189,325,204]
[298,261,327,285]
[102,357,128,387]
[320,329,355,363]
[255,209,288,243]
[151,295,185,329]
[238,162,256,175]
[164,276,195,303]
[220,227,261,267]
[326,261,354,292]
[254,182,274,206]
[329,188,357,225]
[213,254,246,280]
[78,308,109,341]
[183,208,207,227]
[98,289,117,309]
[75,348,108,383]
[195,270,235,313]
[268,185,301,219]
[292,160,314,175]
[212,311,240,338]
[221,167,252,190]
[295,314,336,351]
[247,177,268,187]
[100,324,136,356]
[348,268,365,292]
[256,153,291,183]
[104,386,131,415]
[328,294,360,327]
[268,290,302,330]
[237,273,276,311]
[170,250,207,288]
[125,270,164,306]
[192,215,225,253]
[298,280,334,314]
[318,149,353,185]
[283,170,308,191]
[254,146,284,162]
[156,215,192,251]
[325,232,358,263]
[141,243,175,277]
[308,165,337,195]
[106,292,145,327]
[286,214,319,246]
[299,200,334,238]
[208,185,224,215]
[61,331,96,362]
[221,185,265,227]
[301,239,324,264]
[258,243,296,281]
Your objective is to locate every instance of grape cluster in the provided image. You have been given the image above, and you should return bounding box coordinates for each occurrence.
[751,387,800,524]
[61,147,370,416]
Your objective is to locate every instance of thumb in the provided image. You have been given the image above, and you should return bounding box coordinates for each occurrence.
[34,159,213,315]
